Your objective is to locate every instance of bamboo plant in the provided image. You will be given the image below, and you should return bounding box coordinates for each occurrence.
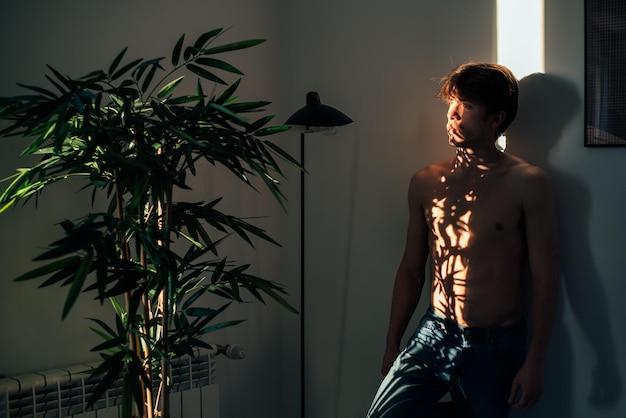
[0,28,298,418]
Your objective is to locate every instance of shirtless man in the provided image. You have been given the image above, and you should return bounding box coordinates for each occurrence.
[367,63,559,418]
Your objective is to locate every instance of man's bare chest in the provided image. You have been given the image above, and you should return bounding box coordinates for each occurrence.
[423,173,523,243]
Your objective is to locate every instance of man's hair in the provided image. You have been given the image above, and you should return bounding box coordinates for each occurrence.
[437,62,519,137]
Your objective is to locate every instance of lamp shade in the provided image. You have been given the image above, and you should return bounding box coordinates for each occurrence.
[285,91,353,133]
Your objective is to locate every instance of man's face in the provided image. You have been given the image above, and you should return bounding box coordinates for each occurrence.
[445,96,498,148]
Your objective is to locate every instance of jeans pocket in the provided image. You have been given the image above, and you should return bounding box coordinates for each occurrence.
[409,318,449,351]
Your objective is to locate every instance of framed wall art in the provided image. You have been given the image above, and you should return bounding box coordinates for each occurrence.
[585,0,626,146]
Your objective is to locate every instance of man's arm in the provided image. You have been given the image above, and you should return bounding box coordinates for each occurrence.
[509,166,559,409]
[381,172,430,375]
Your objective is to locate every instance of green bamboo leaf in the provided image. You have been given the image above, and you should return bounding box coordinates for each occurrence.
[177,229,203,248]
[62,248,94,319]
[209,102,248,123]
[228,275,241,300]
[7,175,64,203]
[183,46,195,61]
[73,94,85,114]
[108,47,128,75]
[88,351,125,381]
[34,228,103,261]
[226,101,270,113]
[88,326,114,345]
[172,33,185,66]
[19,123,55,156]
[259,286,298,314]
[128,351,150,387]
[41,76,66,97]
[183,146,196,175]
[93,245,108,299]
[185,313,212,337]
[111,58,143,81]
[171,127,198,145]
[248,159,286,207]
[186,306,221,317]
[87,274,143,299]
[199,319,245,335]
[255,143,282,176]
[205,284,237,300]
[0,198,16,213]
[14,255,82,282]
[86,352,125,409]
[187,338,215,352]
[203,39,265,55]
[181,287,208,311]
[46,65,73,91]
[197,224,218,253]
[38,260,84,288]
[211,258,227,284]
[119,79,135,88]
[81,70,108,83]
[141,64,158,93]
[194,57,243,75]
[128,284,148,318]
[15,83,58,99]
[114,310,126,339]
[0,171,26,205]
[242,274,297,313]
[110,296,125,320]
[133,64,148,84]
[263,140,302,167]
[216,78,241,104]
[193,28,223,49]
[174,313,193,339]
[255,125,290,137]
[194,78,205,106]
[166,94,203,105]
[247,115,274,132]
[186,64,226,85]
[88,317,117,338]
[91,336,125,352]
[157,76,185,99]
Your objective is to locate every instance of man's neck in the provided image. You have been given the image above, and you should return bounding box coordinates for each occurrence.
[453,143,504,172]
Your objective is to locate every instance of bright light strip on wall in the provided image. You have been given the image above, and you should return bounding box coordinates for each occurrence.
[497,0,545,78]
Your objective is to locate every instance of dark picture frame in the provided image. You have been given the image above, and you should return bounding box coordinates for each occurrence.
[585,0,626,146]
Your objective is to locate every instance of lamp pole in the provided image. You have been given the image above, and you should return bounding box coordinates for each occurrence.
[285,92,352,418]
[300,131,306,418]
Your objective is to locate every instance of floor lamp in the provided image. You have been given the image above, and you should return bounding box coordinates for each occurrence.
[285,91,353,418]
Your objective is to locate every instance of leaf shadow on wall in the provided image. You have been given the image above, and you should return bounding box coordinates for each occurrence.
[507,73,622,417]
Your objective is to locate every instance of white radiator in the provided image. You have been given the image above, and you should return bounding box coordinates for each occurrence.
[0,352,219,418]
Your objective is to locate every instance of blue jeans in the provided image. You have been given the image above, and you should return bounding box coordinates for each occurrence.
[367,306,527,418]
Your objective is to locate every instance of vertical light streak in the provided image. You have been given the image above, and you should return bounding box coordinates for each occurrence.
[497,0,545,78]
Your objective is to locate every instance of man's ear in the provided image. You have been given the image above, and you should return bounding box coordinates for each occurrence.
[490,110,506,130]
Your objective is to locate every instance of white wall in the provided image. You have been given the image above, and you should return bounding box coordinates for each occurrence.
[1,1,625,418]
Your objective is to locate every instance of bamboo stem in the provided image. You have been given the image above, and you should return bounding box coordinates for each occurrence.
[156,148,172,418]
[141,248,155,418]
[114,175,147,418]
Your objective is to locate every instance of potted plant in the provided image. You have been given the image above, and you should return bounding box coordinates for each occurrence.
[0,28,298,418]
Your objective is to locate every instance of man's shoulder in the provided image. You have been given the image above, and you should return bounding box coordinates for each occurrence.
[502,153,550,181]
[413,158,455,178]
[407,159,454,203]
[501,154,554,205]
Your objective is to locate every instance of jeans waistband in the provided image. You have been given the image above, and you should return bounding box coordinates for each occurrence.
[426,306,526,343]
